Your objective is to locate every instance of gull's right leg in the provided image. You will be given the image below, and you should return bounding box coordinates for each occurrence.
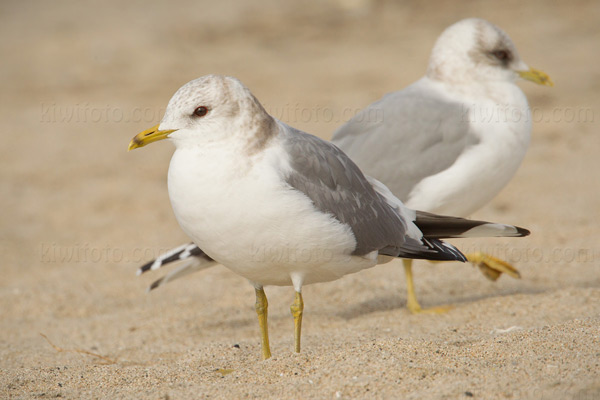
[254,287,271,360]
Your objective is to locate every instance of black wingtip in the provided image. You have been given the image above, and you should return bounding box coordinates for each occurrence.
[430,238,467,262]
[396,238,467,263]
[138,260,155,275]
[516,226,530,237]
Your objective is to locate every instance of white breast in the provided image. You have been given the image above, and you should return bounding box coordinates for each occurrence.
[167,141,375,287]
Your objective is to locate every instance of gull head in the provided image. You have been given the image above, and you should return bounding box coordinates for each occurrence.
[129,75,275,151]
[426,18,552,87]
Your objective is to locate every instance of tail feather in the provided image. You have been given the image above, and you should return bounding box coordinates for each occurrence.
[136,242,216,291]
[414,211,530,239]
[137,243,207,276]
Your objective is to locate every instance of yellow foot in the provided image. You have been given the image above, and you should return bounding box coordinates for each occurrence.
[407,301,454,315]
[466,252,521,281]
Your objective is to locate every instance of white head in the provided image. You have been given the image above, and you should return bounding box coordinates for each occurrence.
[129,75,275,153]
[426,18,552,86]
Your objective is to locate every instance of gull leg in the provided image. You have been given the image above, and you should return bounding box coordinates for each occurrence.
[254,287,271,360]
[466,252,521,281]
[403,259,452,314]
[401,251,521,315]
[403,259,421,313]
[290,291,304,353]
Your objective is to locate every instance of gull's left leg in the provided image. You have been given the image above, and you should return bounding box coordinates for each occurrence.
[290,291,304,353]
[290,273,305,353]
[407,253,520,315]
[403,259,453,314]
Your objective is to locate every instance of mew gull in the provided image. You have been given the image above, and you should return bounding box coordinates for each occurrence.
[135,18,551,314]
[331,18,552,313]
[129,74,529,359]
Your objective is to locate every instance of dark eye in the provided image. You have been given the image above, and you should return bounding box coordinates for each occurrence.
[493,50,510,61]
[193,106,208,117]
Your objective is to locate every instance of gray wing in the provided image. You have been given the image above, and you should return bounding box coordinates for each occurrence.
[331,81,479,201]
[283,128,455,260]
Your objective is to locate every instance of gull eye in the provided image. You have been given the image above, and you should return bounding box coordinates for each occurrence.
[193,106,209,117]
[492,50,510,61]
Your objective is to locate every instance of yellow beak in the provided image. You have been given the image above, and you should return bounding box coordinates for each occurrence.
[128,124,177,151]
[518,67,554,87]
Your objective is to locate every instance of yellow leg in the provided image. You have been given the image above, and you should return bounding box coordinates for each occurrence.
[402,252,520,315]
[466,252,521,281]
[254,288,271,360]
[403,259,421,313]
[403,259,453,314]
[290,291,304,353]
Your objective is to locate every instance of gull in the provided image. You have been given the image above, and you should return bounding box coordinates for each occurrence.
[128,74,529,359]
[331,18,552,313]
[135,18,551,314]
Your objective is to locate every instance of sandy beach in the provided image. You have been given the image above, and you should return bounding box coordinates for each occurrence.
[2,0,599,398]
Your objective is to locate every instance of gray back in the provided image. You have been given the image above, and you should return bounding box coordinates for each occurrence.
[332,82,479,201]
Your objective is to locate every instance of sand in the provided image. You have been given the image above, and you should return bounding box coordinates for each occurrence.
[2,0,599,398]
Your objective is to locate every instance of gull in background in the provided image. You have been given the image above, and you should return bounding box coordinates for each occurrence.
[331,18,552,313]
